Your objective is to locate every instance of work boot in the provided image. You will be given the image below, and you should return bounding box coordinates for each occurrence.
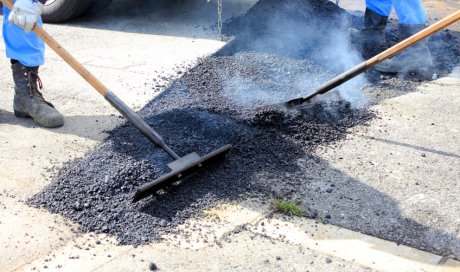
[375,24,433,74]
[351,8,388,57]
[12,62,64,128]
[361,8,388,46]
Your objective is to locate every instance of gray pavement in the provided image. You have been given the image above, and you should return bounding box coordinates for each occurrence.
[0,0,459,271]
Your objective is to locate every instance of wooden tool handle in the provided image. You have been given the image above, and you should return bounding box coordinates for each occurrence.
[0,0,110,96]
[367,10,460,67]
[285,9,460,108]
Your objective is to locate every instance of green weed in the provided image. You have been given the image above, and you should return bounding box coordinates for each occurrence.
[272,198,307,217]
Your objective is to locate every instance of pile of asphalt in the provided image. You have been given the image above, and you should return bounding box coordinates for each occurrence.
[223,0,349,58]
[223,0,460,78]
[30,0,459,257]
[30,51,372,245]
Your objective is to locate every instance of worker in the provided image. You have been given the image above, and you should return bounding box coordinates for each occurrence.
[359,0,433,73]
[2,0,64,128]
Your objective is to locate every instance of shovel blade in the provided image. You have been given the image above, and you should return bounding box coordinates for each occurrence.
[283,98,317,110]
[269,95,318,111]
[276,91,343,110]
[132,144,232,202]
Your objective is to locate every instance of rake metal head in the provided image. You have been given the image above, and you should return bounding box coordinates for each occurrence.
[132,144,232,202]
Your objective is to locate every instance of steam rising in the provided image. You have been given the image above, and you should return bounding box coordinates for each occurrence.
[222,53,331,106]
[222,0,368,108]
[314,28,368,108]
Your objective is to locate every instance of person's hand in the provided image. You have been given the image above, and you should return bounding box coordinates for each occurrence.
[8,0,44,32]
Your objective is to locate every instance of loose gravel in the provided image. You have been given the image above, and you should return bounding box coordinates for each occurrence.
[30,51,372,245]
[29,0,459,258]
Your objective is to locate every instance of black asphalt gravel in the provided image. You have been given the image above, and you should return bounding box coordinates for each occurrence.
[29,0,460,258]
[30,51,371,245]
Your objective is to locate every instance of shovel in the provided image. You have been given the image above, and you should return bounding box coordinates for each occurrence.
[281,10,460,110]
[0,0,231,202]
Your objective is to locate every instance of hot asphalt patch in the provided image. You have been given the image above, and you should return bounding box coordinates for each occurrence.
[30,0,459,258]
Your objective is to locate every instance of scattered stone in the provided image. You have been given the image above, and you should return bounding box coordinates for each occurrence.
[309,211,319,219]
[149,261,158,271]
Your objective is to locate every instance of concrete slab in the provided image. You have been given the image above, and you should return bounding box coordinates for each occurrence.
[16,206,460,272]
[251,215,460,272]
[18,231,375,272]
[0,197,76,270]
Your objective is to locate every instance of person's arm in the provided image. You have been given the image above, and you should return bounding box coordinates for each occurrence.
[8,0,45,32]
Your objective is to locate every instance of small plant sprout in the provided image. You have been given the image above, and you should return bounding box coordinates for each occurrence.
[272,198,307,217]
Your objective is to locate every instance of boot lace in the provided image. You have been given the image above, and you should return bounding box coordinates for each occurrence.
[27,70,54,107]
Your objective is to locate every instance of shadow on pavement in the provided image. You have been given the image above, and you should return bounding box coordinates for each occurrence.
[50,0,256,40]
[112,103,460,260]
[0,108,119,141]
